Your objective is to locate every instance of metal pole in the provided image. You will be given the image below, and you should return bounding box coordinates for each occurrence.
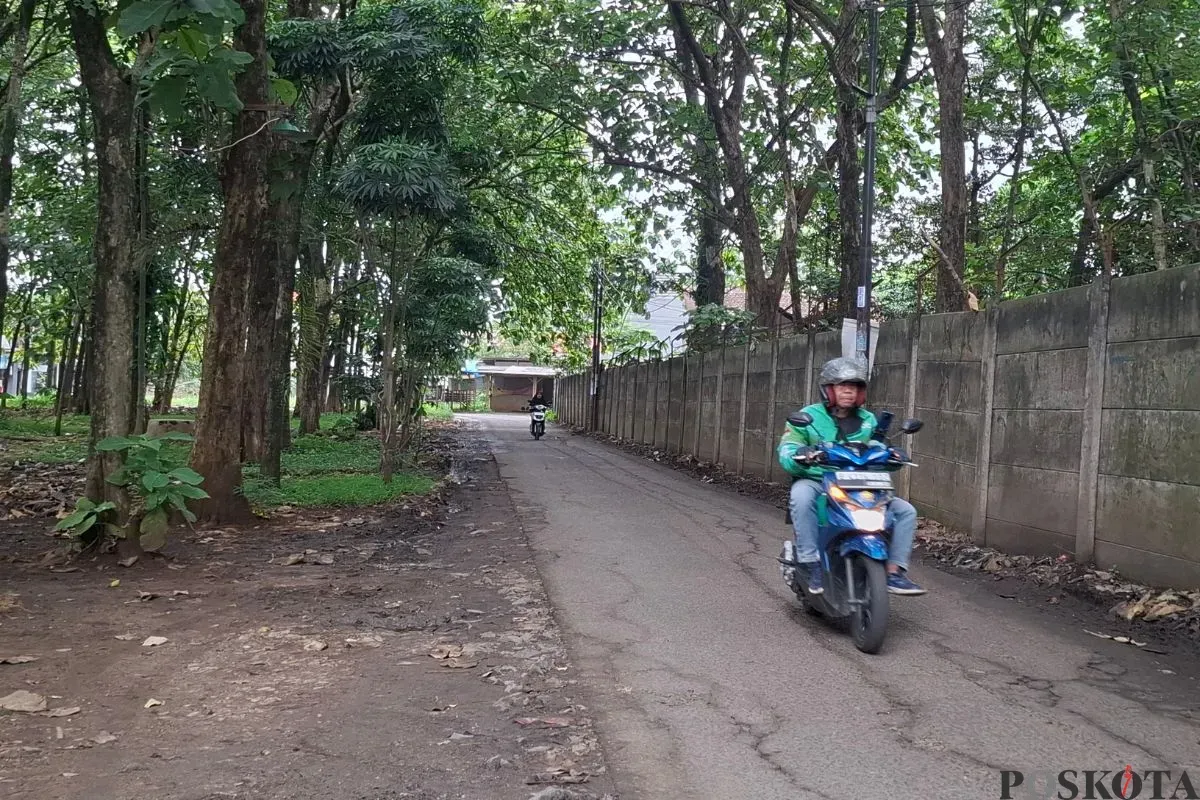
[856,0,881,366]
[589,259,603,431]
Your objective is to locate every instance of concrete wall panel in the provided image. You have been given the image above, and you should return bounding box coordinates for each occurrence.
[1104,338,1200,411]
[995,288,1090,354]
[992,349,1087,410]
[915,361,983,413]
[1108,267,1200,343]
[986,463,1079,536]
[990,409,1083,472]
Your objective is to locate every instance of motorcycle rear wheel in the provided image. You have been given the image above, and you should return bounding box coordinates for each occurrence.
[851,556,889,654]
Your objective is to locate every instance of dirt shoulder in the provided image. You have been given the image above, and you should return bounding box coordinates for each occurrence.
[0,425,615,800]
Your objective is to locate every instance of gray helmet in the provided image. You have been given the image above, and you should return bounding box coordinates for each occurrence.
[818,356,869,388]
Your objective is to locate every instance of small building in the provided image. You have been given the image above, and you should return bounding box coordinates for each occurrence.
[476,358,557,412]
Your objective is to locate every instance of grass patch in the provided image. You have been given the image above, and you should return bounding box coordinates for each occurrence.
[3,410,434,512]
[423,402,454,421]
[0,413,91,437]
[275,433,380,475]
[242,472,434,508]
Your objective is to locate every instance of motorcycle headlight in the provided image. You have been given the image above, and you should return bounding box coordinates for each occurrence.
[849,508,886,532]
[829,484,851,504]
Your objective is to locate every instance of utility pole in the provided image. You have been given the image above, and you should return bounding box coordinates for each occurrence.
[856,0,881,367]
[589,259,604,431]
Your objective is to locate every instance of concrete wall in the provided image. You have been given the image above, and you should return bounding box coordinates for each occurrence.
[555,265,1200,588]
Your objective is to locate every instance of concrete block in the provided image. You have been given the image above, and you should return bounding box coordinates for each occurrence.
[814,330,841,369]
[1107,264,1200,343]
[987,464,1078,536]
[918,312,986,362]
[995,287,1090,354]
[871,362,909,412]
[984,518,1075,559]
[146,419,195,438]
[912,501,972,535]
[1093,541,1200,591]
[776,335,808,372]
[910,456,976,523]
[992,349,1087,410]
[912,408,980,464]
[915,360,983,413]
[1096,475,1200,566]
[990,409,1082,472]
[744,401,771,432]
[1099,409,1200,486]
[775,368,807,409]
[874,318,914,365]
[1104,338,1200,411]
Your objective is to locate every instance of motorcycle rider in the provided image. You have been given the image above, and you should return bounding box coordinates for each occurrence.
[777,356,926,596]
[529,388,549,409]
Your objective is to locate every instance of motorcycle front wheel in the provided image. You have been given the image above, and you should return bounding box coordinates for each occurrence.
[851,556,889,654]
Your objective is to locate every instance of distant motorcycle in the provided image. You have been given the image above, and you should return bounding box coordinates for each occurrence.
[527,404,548,440]
[778,411,922,654]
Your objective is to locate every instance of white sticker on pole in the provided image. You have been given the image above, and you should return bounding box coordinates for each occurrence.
[857,286,867,308]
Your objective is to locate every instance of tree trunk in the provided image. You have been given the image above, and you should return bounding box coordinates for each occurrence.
[71,314,89,414]
[54,312,80,437]
[68,5,140,552]
[994,61,1031,298]
[1107,0,1167,271]
[920,0,969,311]
[190,0,271,523]
[0,0,37,367]
[18,325,31,406]
[835,80,861,319]
[297,239,333,433]
[240,232,278,462]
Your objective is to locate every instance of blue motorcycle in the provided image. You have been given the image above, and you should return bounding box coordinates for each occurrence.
[778,411,922,654]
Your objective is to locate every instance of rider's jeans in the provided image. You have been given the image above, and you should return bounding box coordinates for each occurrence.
[789,478,919,570]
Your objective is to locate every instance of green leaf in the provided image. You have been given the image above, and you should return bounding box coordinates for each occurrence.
[106,467,131,486]
[117,0,177,37]
[94,502,117,514]
[140,528,168,552]
[175,25,210,59]
[140,507,169,538]
[142,471,171,492]
[151,74,189,121]
[181,507,198,523]
[195,62,242,111]
[55,509,94,531]
[174,484,210,500]
[271,78,298,107]
[168,467,205,486]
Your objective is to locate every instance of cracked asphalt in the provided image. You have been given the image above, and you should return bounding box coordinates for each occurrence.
[473,414,1200,800]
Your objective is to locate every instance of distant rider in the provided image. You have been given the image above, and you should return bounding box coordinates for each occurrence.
[776,356,926,596]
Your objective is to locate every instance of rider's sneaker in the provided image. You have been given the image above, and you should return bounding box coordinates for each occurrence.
[887,571,927,595]
[803,563,824,595]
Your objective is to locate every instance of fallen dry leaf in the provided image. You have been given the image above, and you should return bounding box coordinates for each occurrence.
[430,644,465,660]
[42,707,81,718]
[0,690,48,713]
[118,556,138,568]
[91,732,118,745]
[303,640,328,652]
[144,699,163,709]
[0,655,38,664]
[136,591,158,601]
[142,636,168,647]
[282,554,305,566]
[114,634,138,641]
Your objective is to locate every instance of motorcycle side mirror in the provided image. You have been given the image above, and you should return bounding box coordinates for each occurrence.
[788,411,814,428]
[900,418,923,434]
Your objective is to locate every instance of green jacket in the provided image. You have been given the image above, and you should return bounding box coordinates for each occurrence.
[777,402,879,480]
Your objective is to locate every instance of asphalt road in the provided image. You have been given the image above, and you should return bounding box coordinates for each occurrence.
[471,414,1200,800]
